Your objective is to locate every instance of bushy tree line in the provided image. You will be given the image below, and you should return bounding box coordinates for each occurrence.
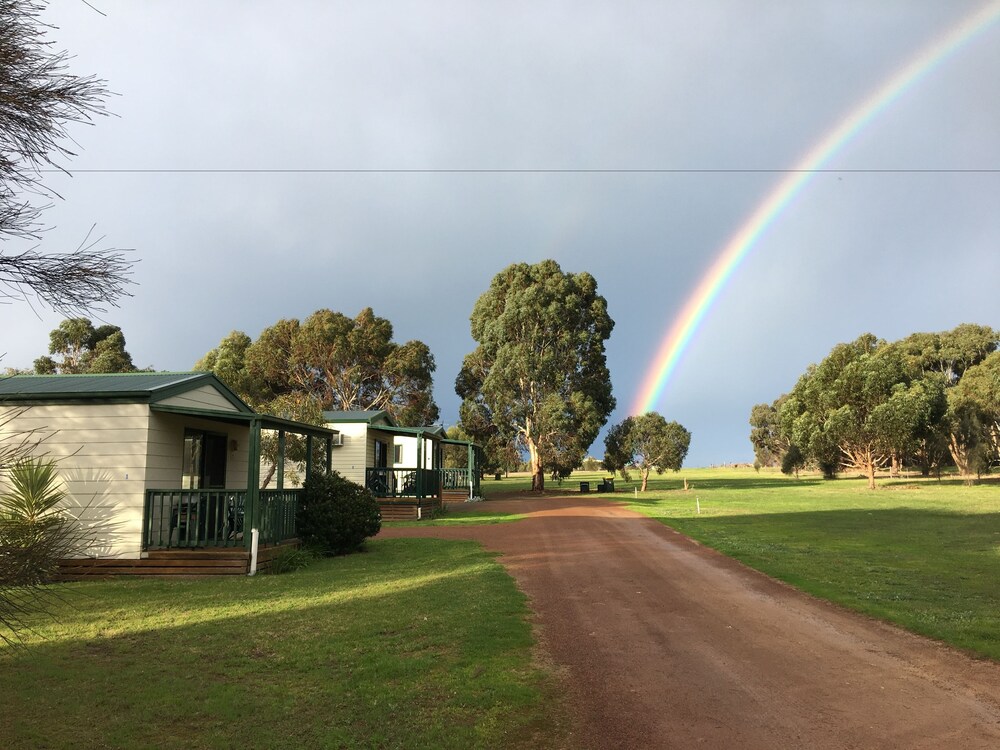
[750,324,999,488]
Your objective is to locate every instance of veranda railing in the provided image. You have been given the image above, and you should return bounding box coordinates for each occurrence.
[143,488,300,549]
[365,467,440,498]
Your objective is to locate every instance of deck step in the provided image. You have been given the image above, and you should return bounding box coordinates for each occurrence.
[57,540,300,578]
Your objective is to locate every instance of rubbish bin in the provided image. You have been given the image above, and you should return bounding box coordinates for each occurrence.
[579,482,590,493]
[604,478,615,492]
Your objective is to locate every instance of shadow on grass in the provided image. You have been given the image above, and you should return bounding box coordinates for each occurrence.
[0,538,561,750]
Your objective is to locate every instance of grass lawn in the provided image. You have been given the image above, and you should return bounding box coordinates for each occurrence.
[0,538,567,750]
[615,467,1000,661]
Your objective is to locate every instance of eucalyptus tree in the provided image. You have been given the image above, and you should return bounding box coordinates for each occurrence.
[197,308,440,487]
[32,317,138,374]
[749,395,789,468]
[946,351,1000,478]
[603,413,690,491]
[895,324,999,477]
[197,308,439,425]
[780,334,945,489]
[456,260,615,491]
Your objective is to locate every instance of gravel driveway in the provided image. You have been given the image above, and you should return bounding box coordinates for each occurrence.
[380,495,1000,749]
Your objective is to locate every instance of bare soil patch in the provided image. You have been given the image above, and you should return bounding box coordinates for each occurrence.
[380,494,1000,749]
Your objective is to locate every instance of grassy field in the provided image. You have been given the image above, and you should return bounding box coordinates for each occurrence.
[0,538,567,750]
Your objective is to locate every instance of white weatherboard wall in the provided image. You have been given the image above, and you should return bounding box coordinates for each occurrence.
[393,436,436,468]
[0,402,152,559]
[328,422,369,486]
[0,403,256,560]
[145,412,250,491]
[157,384,242,412]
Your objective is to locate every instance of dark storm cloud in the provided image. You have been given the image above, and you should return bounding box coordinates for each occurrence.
[4,0,997,465]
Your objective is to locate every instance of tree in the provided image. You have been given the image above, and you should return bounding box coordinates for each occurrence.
[897,325,999,479]
[197,309,439,424]
[456,260,615,491]
[196,309,440,487]
[602,418,634,482]
[0,1,131,314]
[780,334,938,489]
[602,413,690,491]
[32,317,137,373]
[780,444,805,478]
[946,351,1000,479]
[749,396,789,468]
[443,423,518,476]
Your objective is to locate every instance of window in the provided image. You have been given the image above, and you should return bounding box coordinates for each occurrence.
[182,429,228,489]
[393,444,402,464]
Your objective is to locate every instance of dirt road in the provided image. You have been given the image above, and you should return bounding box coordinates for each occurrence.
[379,495,1000,749]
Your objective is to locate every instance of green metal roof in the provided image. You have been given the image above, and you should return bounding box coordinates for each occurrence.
[0,372,251,412]
[322,409,395,426]
[383,424,447,438]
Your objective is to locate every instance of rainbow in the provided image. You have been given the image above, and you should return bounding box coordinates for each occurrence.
[633,1,1000,416]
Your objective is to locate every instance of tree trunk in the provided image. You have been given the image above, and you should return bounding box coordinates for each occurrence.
[527,437,544,491]
[640,467,649,492]
[261,462,276,489]
[947,432,972,479]
[866,461,876,490]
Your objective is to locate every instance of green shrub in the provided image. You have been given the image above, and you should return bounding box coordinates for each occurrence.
[298,472,381,555]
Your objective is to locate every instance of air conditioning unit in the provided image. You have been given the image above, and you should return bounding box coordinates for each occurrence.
[331,434,344,447]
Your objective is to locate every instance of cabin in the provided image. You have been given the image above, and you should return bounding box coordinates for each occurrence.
[0,372,337,576]
[324,410,483,520]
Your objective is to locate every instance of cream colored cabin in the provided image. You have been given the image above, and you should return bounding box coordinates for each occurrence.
[0,373,335,562]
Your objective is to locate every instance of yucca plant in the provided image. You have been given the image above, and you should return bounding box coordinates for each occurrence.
[0,458,85,646]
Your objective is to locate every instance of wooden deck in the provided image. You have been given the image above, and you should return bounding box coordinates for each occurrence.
[58,540,299,578]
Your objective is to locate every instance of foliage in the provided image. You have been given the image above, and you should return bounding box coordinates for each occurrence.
[946,351,1000,479]
[266,545,318,575]
[603,413,690,491]
[602,419,633,481]
[456,260,615,491]
[780,444,805,477]
[297,471,382,555]
[0,458,88,645]
[779,334,946,489]
[0,0,131,314]
[33,317,138,374]
[748,396,788,468]
[197,308,438,409]
[762,324,1000,484]
[896,325,999,479]
[197,310,439,485]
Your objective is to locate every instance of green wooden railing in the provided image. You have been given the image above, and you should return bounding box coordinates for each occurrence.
[365,467,440,498]
[440,468,471,492]
[143,488,300,550]
[259,489,299,546]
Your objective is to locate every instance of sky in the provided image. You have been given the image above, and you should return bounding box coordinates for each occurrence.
[3,0,998,466]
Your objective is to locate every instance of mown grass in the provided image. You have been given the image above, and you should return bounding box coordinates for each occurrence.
[616,467,1000,660]
[0,538,568,750]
